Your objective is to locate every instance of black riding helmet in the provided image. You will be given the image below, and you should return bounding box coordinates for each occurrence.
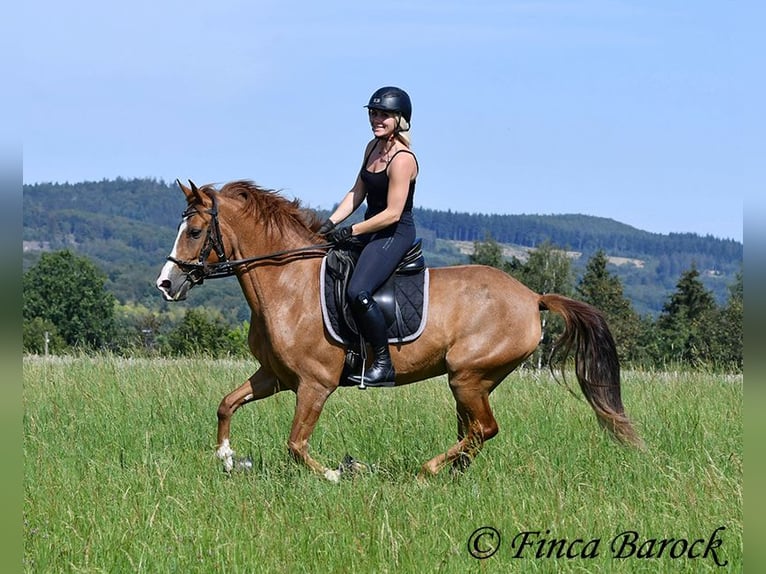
[365,86,412,129]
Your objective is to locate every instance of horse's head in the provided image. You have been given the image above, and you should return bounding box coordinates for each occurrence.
[157,178,329,301]
[156,179,229,301]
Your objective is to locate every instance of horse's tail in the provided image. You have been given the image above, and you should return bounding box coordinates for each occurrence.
[538,293,645,449]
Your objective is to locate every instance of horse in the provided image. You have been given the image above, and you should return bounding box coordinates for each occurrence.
[156,179,644,482]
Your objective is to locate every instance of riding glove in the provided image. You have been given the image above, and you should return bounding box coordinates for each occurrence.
[326,225,353,245]
[317,219,336,235]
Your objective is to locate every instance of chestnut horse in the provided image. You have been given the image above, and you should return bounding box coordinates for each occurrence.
[156,180,643,482]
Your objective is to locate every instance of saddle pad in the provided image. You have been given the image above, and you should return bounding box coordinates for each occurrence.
[320,256,429,346]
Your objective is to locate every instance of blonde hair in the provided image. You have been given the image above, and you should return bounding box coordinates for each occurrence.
[395,116,412,147]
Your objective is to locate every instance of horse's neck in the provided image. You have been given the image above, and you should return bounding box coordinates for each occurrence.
[233,228,320,319]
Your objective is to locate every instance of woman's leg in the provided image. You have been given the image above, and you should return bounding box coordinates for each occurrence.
[346,224,415,387]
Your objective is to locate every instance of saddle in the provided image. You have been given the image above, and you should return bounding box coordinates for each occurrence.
[320,239,429,347]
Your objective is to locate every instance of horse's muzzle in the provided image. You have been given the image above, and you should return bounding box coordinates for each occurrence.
[156,278,187,301]
[156,261,192,301]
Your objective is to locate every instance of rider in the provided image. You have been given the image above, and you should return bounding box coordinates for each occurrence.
[319,86,419,387]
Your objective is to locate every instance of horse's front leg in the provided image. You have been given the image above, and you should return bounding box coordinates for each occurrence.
[216,366,280,472]
[287,381,339,482]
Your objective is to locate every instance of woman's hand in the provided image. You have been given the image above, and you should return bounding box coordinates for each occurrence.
[325,225,353,245]
[318,219,336,235]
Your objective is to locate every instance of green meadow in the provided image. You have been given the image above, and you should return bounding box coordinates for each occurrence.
[24,356,742,573]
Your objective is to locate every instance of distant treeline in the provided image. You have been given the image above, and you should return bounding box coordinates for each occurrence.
[23,177,742,318]
[413,208,742,261]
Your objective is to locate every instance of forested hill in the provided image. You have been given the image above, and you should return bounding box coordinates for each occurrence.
[23,178,742,318]
[415,208,741,261]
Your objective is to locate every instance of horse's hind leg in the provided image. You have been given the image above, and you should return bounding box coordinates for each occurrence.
[286,381,339,482]
[419,379,499,478]
[452,402,473,473]
[216,367,280,472]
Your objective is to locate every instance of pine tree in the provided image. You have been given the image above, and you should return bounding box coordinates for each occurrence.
[716,270,743,370]
[576,250,643,363]
[656,264,720,367]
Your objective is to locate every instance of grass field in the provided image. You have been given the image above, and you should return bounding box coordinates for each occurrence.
[23,355,742,573]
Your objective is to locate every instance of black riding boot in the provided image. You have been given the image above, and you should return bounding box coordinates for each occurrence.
[348,292,395,388]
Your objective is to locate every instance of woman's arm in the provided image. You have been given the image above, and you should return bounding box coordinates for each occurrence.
[328,177,366,224]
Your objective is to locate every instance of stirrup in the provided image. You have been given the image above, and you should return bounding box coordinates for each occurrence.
[352,362,396,389]
[358,376,396,389]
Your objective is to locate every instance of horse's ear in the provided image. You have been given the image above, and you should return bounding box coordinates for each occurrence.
[176,178,194,200]
[184,179,209,206]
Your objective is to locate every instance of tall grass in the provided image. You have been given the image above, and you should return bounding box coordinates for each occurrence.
[24,356,742,573]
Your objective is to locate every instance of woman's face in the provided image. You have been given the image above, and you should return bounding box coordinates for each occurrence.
[368,109,398,138]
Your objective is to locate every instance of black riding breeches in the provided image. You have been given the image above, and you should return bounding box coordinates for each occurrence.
[347,212,416,302]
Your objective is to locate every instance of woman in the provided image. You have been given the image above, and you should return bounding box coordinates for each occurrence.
[319,86,419,388]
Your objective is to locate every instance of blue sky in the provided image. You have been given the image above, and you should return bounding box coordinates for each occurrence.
[20,1,762,242]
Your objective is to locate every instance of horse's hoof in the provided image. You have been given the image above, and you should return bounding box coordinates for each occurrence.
[216,440,236,472]
[234,456,253,472]
[339,454,369,475]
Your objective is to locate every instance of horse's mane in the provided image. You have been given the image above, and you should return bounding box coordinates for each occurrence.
[200,180,324,239]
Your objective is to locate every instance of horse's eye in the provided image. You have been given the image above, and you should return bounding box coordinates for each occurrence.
[189,228,203,239]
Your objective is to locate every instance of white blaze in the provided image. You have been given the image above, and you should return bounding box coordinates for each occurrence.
[156,220,190,300]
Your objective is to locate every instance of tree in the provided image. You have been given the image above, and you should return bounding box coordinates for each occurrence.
[163,308,238,358]
[23,250,116,350]
[469,236,510,272]
[112,302,170,356]
[226,321,252,359]
[715,270,743,370]
[22,317,66,355]
[576,250,643,363]
[510,241,574,297]
[656,264,720,367]
[508,241,574,368]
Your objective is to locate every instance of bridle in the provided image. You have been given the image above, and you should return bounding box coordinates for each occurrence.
[167,194,332,286]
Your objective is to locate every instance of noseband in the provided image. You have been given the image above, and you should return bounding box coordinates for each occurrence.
[167,196,331,286]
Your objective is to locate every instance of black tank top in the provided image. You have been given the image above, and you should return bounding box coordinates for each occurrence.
[359,144,418,219]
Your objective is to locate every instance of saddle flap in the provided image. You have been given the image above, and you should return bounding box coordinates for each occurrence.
[320,248,429,346]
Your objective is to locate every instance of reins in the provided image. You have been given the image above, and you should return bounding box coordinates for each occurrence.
[168,243,332,283]
[167,194,332,285]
